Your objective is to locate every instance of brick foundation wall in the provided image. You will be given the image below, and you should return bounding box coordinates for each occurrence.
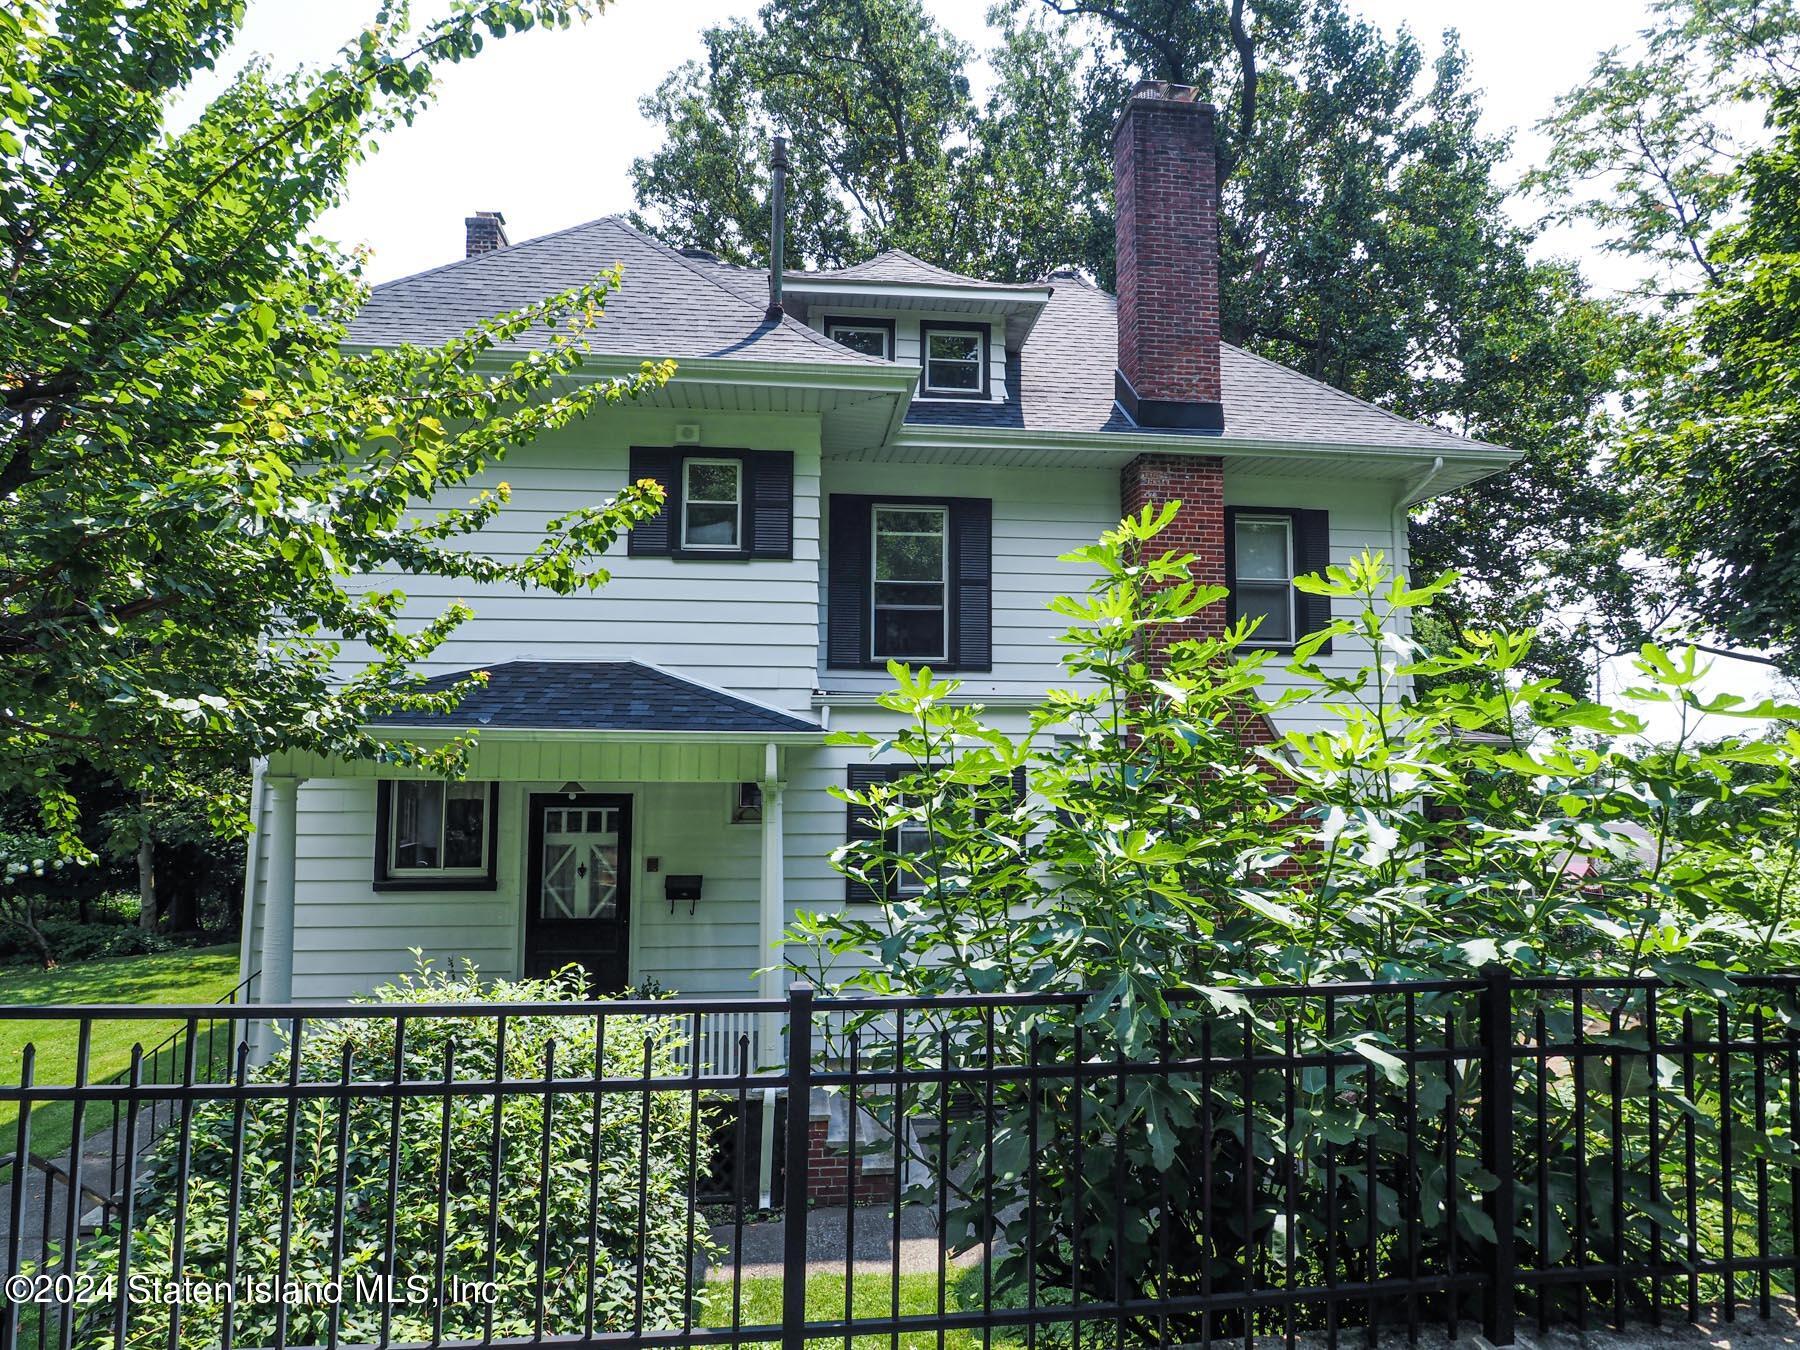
[804,1117,897,1207]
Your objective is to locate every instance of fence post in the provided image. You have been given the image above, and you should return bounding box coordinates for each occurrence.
[781,983,814,1350]
[1479,964,1517,1346]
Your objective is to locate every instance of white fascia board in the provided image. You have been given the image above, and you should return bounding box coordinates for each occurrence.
[892,424,1518,471]
[360,725,826,745]
[782,277,1054,307]
[337,343,918,396]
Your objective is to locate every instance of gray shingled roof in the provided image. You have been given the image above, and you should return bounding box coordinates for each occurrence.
[351,217,1502,454]
[349,217,882,365]
[800,249,1043,290]
[370,661,818,733]
[904,272,1504,454]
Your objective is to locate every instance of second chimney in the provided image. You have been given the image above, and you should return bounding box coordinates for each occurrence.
[1112,82,1223,430]
[465,210,509,258]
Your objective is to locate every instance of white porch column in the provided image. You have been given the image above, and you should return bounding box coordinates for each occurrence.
[757,775,786,1068]
[253,776,301,1061]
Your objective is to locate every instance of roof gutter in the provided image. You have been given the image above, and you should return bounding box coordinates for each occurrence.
[359,725,825,744]
[892,424,1517,468]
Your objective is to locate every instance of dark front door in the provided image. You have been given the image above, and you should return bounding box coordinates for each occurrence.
[524,793,632,993]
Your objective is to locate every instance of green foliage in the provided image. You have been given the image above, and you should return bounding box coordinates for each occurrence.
[1535,0,1800,669]
[1,0,672,853]
[61,962,711,1349]
[787,507,1800,1337]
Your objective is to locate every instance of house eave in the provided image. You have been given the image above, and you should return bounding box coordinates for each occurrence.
[869,424,1517,496]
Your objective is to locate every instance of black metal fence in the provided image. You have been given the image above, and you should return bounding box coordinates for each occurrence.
[0,971,1796,1349]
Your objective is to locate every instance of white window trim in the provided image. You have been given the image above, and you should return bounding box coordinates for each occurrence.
[680,456,743,552]
[1234,512,1297,647]
[388,781,490,877]
[920,326,987,397]
[825,321,892,360]
[870,504,949,663]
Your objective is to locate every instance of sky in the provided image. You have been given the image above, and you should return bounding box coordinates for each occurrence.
[178,0,1794,734]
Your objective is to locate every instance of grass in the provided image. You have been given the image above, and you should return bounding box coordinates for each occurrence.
[701,1271,1040,1350]
[0,944,242,1160]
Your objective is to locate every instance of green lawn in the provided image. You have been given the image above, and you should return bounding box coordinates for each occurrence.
[702,1271,1041,1350]
[0,944,242,1160]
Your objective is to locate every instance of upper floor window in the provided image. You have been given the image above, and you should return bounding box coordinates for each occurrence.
[825,317,894,360]
[626,447,794,561]
[1224,506,1334,653]
[1231,513,1295,645]
[827,494,991,672]
[681,458,742,550]
[375,780,499,891]
[872,505,948,661]
[919,322,989,399]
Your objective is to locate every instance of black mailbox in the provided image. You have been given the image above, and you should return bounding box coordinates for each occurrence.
[665,874,702,913]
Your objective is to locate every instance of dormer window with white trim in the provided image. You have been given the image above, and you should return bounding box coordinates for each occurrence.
[681,458,742,550]
[919,322,989,400]
[825,317,894,360]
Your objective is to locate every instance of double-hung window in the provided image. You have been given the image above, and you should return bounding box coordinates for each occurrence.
[376,781,498,890]
[1231,513,1296,645]
[919,322,989,399]
[681,458,742,550]
[625,448,794,560]
[871,505,948,661]
[825,317,894,360]
[1224,506,1334,652]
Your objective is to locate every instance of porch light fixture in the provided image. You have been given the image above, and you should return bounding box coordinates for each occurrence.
[560,781,583,800]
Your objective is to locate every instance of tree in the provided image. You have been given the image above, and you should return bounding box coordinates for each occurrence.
[629,0,1101,279]
[788,509,1800,1335]
[1,1,671,852]
[1535,0,1800,670]
[631,0,1645,690]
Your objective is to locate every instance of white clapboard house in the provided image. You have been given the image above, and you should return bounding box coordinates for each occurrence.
[238,82,1514,1065]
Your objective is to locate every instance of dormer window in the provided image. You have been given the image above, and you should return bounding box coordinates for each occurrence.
[825,316,894,360]
[919,322,989,400]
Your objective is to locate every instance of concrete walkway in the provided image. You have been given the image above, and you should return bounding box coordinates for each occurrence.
[706,1203,987,1279]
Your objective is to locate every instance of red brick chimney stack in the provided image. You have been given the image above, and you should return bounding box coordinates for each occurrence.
[465,211,510,258]
[1111,81,1223,430]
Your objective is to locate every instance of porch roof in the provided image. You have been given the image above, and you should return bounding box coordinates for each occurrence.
[366,660,819,735]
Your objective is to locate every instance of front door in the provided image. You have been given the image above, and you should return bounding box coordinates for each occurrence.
[524,793,632,992]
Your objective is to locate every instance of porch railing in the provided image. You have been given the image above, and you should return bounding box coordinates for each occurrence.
[1,971,1798,1350]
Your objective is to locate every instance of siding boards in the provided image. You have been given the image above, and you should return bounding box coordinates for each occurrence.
[277,779,767,1001]
[330,412,822,713]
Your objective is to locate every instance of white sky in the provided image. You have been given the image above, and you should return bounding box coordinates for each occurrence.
[178,0,1793,733]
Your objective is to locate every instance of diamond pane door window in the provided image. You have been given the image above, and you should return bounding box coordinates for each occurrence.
[540,807,621,920]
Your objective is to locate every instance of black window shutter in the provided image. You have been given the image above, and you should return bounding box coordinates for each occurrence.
[626,447,677,556]
[749,452,794,559]
[1293,508,1333,654]
[843,765,894,903]
[949,498,992,671]
[827,496,872,669]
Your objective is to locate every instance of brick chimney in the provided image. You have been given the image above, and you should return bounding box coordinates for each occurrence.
[464,210,509,258]
[1112,81,1223,431]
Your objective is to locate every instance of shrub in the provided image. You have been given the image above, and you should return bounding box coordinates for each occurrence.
[66,961,712,1349]
[788,505,1800,1340]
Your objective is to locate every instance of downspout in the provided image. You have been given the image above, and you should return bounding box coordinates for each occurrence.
[1399,454,1446,508]
[765,136,788,321]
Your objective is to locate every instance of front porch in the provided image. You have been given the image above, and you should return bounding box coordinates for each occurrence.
[241,661,825,1071]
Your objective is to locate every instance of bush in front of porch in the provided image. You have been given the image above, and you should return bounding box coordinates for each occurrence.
[63,960,714,1349]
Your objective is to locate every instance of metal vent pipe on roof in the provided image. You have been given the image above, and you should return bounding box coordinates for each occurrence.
[766,135,788,320]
